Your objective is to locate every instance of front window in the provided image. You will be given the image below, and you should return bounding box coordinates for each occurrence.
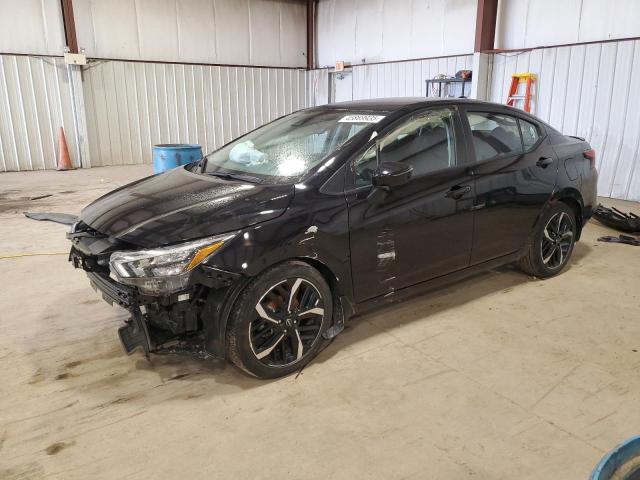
[195,110,385,183]
[353,108,456,187]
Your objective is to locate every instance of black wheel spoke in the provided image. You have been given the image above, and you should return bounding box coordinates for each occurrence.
[254,333,284,360]
[287,278,302,313]
[297,324,320,332]
[543,245,556,264]
[300,286,313,311]
[249,277,325,367]
[292,329,304,360]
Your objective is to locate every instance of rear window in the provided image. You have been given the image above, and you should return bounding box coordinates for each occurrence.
[519,118,540,150]
[466,112,523,162]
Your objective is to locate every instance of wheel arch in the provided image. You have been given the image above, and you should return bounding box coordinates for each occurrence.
[293,256,355,326]
[294,256,339,294]
[522,188,585,256]
[551,187,585,240]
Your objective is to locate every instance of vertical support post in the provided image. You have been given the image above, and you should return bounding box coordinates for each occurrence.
[471,52,490,100]
[65,65,91,168]
[474,0,498,52]
[60,0,91,168]
[306,0,315,70]
[473,0,497,101]
[60,0,79,54]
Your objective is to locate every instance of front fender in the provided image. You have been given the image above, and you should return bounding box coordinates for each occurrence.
[200,191,351,357]
[205,190,352,299]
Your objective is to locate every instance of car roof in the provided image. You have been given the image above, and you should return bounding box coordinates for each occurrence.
[312,97,555,132]
[315,97,509,113]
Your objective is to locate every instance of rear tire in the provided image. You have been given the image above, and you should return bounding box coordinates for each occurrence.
[518,202,577,278]
[226,261,332,379]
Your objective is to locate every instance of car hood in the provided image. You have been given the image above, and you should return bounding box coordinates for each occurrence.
[80,167,294,247]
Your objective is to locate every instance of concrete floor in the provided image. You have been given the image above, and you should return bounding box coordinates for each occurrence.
[1,165,639,480]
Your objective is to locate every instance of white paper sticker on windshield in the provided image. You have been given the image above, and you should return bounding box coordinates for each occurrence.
[339,114,386,123]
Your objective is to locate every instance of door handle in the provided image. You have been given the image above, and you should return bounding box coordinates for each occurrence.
[445,184,471,199]
[536,156,554,168]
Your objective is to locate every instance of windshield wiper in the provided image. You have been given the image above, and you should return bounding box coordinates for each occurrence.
[205,171,263,184]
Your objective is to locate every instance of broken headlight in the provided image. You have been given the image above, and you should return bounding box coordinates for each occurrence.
[109,233,235,294]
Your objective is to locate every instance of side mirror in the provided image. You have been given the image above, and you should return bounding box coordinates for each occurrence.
[372,162,413,188]
[367,162,413,204]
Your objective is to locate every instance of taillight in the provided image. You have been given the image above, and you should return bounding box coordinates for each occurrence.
[583,149,596,169]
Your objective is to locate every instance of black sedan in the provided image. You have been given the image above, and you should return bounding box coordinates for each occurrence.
[68,98,598,378]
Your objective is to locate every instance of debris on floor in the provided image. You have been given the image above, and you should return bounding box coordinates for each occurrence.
[24,212,78,225]
[593,204,640,233]
[598,234,640,246]
[29,193,53,201]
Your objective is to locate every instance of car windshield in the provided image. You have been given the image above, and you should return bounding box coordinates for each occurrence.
[195,109,385,183]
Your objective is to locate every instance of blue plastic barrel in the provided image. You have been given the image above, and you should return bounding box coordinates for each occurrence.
[591,436,640,480]
[152,144,202,174]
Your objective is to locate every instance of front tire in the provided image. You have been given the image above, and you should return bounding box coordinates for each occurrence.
[226,261,332,378]
[519,202,577,278]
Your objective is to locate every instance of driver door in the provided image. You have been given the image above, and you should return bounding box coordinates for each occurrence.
[346,107,475,303]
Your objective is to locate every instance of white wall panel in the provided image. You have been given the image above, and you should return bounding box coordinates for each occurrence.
[82,0,141,59]
[0,0,66,56]
[0,55,79,171]
[176,0,217,63]
[354,0,384,64]
[83,60,307,167]
[73,0,307,68]
[250,0,282,67]
[488,40,640,201]
[382,0,413,62]
[306,69,330,107]
[496,0,640,50]
[214,0,251,65]
[280,1,308,68]
[316,0,476,67]
[137,0,181,61]
[442,0,477,56]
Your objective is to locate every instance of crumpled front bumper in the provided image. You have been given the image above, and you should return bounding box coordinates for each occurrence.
[85,271,152,356]
[87,271,136,309]
[118,309,153,357]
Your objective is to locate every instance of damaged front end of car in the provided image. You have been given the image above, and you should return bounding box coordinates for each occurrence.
[68,221,246,360]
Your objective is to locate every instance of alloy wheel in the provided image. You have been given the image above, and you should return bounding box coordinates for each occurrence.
[249,278,325,367]
[541,211,574,269]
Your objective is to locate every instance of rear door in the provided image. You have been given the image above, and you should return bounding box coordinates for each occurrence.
[346,106,475,302]
[460,107,559,264]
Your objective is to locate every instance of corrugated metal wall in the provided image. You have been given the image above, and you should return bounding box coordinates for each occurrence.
[351,55,474,100]
[83,60,308,166]
[0,0,307,68]
[73,0,307,68]
[496,0,640,50]
[0,55,80,171]
[306,68,330,107]
[316,0,476,67]
[488,39,640,201]
[0,0,65,56]
[305,54,473,106]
